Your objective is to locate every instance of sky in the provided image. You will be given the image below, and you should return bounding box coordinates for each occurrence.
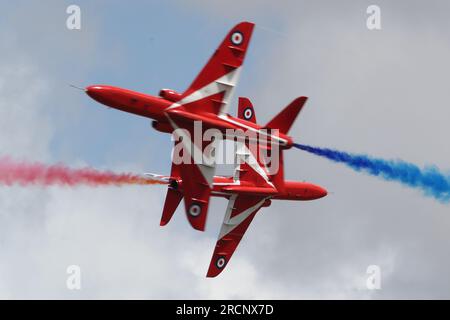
[0,0,450,299]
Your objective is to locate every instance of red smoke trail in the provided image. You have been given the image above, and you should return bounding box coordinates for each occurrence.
[0,157,167,187]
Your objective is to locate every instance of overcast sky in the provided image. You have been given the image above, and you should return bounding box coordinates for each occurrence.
[0,0,450,299]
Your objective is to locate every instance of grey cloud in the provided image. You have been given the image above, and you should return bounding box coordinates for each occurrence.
[187,0,450,298]
[1,0,450,299]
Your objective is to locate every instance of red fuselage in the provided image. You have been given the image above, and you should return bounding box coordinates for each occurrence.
[86,85,294,148]
[167,175,327,202]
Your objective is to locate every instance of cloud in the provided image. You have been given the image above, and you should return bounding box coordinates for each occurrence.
[1,0,450,299]
[0,46,51,160]
[185,0,450,298]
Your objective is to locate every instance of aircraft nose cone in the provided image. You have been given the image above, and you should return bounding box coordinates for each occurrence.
[314,185,328,199]
[85,85,115,106]
[85,85,103,99]
[317,187,328,198]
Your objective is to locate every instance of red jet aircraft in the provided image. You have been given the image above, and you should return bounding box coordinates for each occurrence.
[85,22,327,277]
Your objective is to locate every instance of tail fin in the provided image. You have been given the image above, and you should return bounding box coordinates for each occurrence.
[263,97,308,191]
[265,97,308,134]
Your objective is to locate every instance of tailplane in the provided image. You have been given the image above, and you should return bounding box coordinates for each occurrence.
[160,188,182,226]
[160,160,183,226]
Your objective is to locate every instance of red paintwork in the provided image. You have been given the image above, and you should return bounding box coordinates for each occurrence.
[273,180,328,201]
[151,120,172,133]
[182,22,254,98]
[86,85,170,122]
[86,84,294,148]
[158,89,182,102]
[238,97,257,123]
[169,175,327,201]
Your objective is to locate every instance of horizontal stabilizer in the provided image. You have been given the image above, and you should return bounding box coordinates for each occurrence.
[161,188,183,226]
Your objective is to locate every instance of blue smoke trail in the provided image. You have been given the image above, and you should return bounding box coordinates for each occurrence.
[293,143,450,203]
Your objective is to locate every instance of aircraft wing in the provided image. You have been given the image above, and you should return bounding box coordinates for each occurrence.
[168,118,218,231]
[179,162,213,231]
[161,22,255,231]
[166,22,255,116]
[206,194,269,277]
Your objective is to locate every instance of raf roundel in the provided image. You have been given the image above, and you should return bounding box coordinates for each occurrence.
[188,204,201,217]
[230,31,244,45]
[243,107,253,120]
[216,257,226,269]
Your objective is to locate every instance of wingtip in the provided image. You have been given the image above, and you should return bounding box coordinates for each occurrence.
[206,266,222,278]
[186,216,206,232]
[206,273,218,278]
[192,224,206,232]
[206,271,217,278]
[294,96,308,104]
